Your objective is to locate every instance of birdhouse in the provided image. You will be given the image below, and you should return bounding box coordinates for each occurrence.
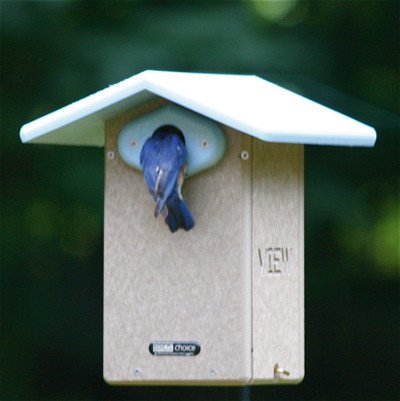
[20,70,376,385]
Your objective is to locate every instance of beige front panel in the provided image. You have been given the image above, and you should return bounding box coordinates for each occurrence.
[104,111,252,385]
[251,141,304,384]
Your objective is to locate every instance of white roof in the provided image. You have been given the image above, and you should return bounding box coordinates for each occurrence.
[20,70,376,147]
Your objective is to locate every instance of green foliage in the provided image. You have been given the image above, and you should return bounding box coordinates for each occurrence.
[1,1,399,400]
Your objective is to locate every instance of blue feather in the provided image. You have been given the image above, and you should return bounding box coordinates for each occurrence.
[165,191,195,233]
[140,125,195,232]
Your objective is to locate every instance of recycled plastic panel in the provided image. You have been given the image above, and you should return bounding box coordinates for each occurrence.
[103,108,252,384]
[251,140,304,384]
[103,102,304,385]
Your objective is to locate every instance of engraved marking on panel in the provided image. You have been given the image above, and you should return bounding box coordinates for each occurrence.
[258,247,293,276]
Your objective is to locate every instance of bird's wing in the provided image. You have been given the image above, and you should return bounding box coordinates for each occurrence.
[154,135,186,215]
[140,133,186,217]
[140,137,160,200]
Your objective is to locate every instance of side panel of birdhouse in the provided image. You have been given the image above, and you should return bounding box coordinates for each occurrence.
[251,141,304,384]
[103,105,252,384]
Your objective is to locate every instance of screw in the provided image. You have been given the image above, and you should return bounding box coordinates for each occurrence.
[274,363,290,378]
[107,150,115,160]
[201,139,209,148]
[240,150,249,160]
[209,368,217,378]
[134,368,141,377]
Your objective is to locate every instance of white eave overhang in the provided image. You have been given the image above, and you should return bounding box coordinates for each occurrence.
[20,70,377,147]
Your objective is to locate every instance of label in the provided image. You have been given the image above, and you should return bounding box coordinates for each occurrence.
[149,341,200,356]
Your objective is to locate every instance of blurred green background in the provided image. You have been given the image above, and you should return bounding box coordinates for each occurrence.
[1,1,399,400]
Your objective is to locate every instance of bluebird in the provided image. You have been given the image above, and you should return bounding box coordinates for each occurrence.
[139,125,195,233]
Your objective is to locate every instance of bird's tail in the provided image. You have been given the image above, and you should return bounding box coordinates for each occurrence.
[165,191,195,233]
